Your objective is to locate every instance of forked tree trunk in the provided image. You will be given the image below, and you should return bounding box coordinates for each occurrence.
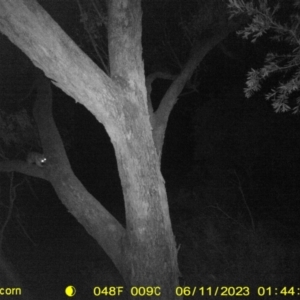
[0,1,180,298]
[0,0,242,298]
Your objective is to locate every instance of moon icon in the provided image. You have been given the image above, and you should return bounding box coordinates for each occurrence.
[65,286,76,297]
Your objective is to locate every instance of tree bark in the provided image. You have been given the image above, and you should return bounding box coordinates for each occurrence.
[152,19,245,159]
[0,0,180,297]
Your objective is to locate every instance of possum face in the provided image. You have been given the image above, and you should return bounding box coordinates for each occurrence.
[26,152,47,167]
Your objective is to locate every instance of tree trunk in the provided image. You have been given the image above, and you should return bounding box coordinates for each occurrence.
[0,1,181,297]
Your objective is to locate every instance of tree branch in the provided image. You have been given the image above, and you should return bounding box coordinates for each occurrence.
[0,160,46,179]
[146,72,177,126]
[152,19,245,158]
[0,0,121,135]
[33,72,126,274]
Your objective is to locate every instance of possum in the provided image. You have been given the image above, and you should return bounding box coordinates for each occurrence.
[26,152,47,167]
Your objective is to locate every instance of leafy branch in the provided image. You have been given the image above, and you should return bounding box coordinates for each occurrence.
[228,0,300,113]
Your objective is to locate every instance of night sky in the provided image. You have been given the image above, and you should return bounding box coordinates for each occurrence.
[0,0,300,299]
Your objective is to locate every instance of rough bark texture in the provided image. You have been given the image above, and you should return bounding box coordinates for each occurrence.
[106,0,180,295]
[0,0,245,297]
[0,0,180,298]
[34,73,126,273]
